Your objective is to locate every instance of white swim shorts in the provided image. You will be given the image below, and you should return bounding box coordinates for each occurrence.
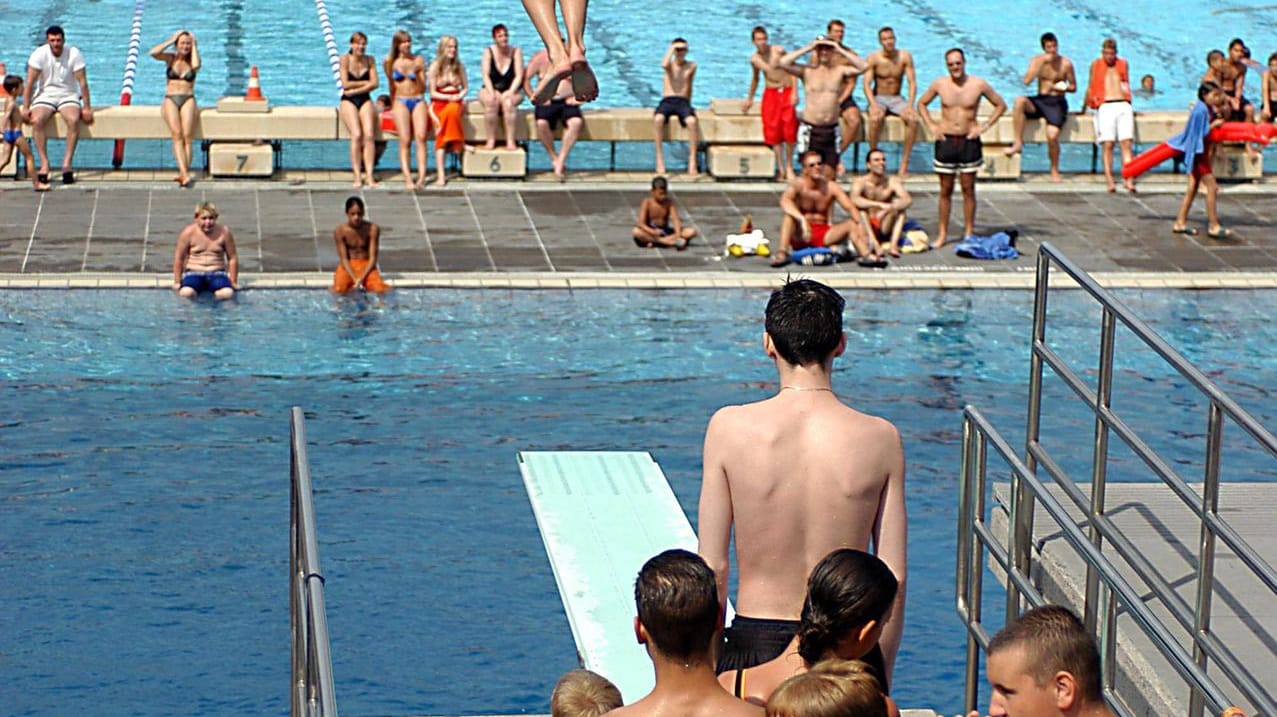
[1094,100,1134,143]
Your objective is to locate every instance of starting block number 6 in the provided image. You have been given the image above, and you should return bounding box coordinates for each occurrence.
[489,156,502,173]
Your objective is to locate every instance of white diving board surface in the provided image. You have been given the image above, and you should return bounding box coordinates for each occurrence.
[518,451,733,703]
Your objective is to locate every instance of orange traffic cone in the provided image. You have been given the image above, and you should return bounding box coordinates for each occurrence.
[245,65,265,101]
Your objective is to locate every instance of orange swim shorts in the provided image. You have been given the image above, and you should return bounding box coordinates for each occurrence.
[332,258,390,293]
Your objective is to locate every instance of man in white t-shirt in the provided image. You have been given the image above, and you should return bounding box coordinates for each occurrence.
[22,25,93,185]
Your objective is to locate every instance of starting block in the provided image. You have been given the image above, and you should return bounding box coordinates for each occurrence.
[978,145,1022,179]
[1212,143,1263,180]
[462,147,527,178]
[708,144,776,179]
[209,142,274,177]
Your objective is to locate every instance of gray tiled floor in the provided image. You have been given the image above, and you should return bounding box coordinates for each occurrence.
[3,182,1276,275]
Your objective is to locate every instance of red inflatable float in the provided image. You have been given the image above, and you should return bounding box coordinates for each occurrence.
[381,109,396,133]
[1122,122,1277,179]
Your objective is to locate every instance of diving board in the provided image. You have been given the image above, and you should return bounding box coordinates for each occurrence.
[518,451,733,703]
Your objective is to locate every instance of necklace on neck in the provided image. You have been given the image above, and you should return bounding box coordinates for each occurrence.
[780,385,834,393]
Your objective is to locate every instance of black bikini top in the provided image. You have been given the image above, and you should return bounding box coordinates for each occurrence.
[167,64,197,82]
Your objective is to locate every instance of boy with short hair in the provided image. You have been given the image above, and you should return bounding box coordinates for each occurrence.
[766,659,890,717]
[173,201,239,300]
[968,605,1115,717]
[653,38,698,176]
[605,550,762,717]
[632,176,697,249]
[551,669,623,717]
[0,76,51,191]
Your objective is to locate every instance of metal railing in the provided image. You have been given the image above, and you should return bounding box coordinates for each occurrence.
[956,242,1275,717]
[291,407,338,717]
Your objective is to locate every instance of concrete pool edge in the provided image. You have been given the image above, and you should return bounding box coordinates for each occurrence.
[3,271,1276,290]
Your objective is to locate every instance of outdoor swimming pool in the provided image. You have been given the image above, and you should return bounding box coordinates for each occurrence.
[3,287,1274,716]
[4,1,1268,170]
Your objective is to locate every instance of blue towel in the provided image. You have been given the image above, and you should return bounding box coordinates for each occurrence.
[1167,101,1214,166]
[954,231,1019,260]
[791,246,837,265]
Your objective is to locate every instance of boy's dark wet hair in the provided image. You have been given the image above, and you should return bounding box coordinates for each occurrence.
[1228,37,1245,51]
[345,195,365,212]
[46,25,65,38]
[765,279,845,366]
[3,75,21,96]
[1207,49,1224,64]
[1268,52,1277,65]
[987,605,1102,705]
[1198,81,1221,101]
[752,26,767,38]
[796,549,898,663]
[1040,32,1058,47]
[651,175,668,191]
[672,37,687,46]
[634,549,719,663]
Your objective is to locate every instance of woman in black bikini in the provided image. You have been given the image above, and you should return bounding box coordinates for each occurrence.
[384,30,429,189]
[149,30,200,187]
[339,31,380,187]
[478,24,524,150]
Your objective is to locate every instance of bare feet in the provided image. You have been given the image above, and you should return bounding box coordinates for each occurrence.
[932,236,947,250]
[655,161,666,175]
[687,167,699,177]
[569,51,598,103]
[1124,179,1137,193]
[504,142,518,151]
[1004,143,1022,157]
[1050,169,1062,183]
[553,156,566,180]
[434,174,447,187]
[353,177,363,187]
[483,139,496,150]
[896,169,909,179]
[33,179,51,192]
[836,161,847,178]
[532,56,573,106]
[1105,181,1116,193]
[404,178,416,190]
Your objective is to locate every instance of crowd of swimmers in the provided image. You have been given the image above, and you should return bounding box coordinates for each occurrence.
[2,17,1272,262]
[524,278,1129,717]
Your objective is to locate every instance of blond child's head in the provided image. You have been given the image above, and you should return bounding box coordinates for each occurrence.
[551,669,623,717]
[765,659,887,717]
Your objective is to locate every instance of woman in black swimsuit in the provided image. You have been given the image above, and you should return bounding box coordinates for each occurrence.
[149,30,201,187]
[478,24,525,150]
[339,31,380,187]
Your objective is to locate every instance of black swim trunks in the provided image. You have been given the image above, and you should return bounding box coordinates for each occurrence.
[1025,94,1068,128]
[534,99,583,131]
[716,615,891,694]
[840,94,859,112]
[654,96,696,127]
[933,134,983,174]
[1227,96,1253,122]
[797,121,841,168]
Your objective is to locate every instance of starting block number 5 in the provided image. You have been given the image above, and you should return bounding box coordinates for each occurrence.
[739,156,750,175]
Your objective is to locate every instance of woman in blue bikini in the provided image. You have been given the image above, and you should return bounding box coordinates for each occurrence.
[149,30,200,188]
[384,30,429,189]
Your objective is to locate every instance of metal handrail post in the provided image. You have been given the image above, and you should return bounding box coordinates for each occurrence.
[291,418,303,717]
[1189,402,1225,717]
[1084,307,1117,633]
[1015,247,1052,615]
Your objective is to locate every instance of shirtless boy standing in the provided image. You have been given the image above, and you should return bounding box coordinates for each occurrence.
[849,148,913,257]
[744,27,798,180]
[698,279,907,682]
[918,48,1007,248]
[1006,32,1076,181]
[632,175,697,249]
[173,202,239,300]
[862,28,919,176]
[780,38,866,175]
[770,150,873,267]
[332,195,391,294]
[653,38,698,176]
[1084,38,1135,193]
[826,20,867,175]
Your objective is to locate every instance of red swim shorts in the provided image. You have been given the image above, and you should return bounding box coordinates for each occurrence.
[761,86,798,146]
[805,222,831,248]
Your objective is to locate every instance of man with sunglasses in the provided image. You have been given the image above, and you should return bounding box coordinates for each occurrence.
[918,48,1006,249]
[770,150,878,267]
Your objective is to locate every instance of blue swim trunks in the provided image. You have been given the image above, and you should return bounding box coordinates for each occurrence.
[2,129,21,144]
[180,271,233,293]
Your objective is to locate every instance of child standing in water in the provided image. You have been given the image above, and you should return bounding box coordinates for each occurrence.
[0,76,52,191]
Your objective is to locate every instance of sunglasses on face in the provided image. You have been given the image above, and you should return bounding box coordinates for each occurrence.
[804,161,823,168]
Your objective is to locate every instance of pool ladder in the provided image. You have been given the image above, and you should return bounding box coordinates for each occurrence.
[291,407,338,717]
[956,242,1275,717]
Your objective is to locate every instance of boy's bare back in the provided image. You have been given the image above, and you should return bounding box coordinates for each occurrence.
[699,391,905,621]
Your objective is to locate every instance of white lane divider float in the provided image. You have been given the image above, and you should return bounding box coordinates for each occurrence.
[314,0,343,91]
[113,0,146,168]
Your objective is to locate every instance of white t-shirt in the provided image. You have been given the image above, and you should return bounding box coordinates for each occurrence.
[28,44,86,98]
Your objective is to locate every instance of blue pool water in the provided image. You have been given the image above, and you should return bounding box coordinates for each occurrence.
[3,1,1269,170]
[2,288,1275,717]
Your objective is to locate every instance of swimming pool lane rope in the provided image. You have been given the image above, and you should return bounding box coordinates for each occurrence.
[113,0,146,168]
[314,0,343,90]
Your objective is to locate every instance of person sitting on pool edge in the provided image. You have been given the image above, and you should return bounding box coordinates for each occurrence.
[632,176,697,249]
[551,669,623,717]
[606,549,763,717]
[332,195,391,294]
[173,201,238,300]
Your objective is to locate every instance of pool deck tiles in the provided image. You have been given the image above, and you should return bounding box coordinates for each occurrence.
[2,179,1276,288]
